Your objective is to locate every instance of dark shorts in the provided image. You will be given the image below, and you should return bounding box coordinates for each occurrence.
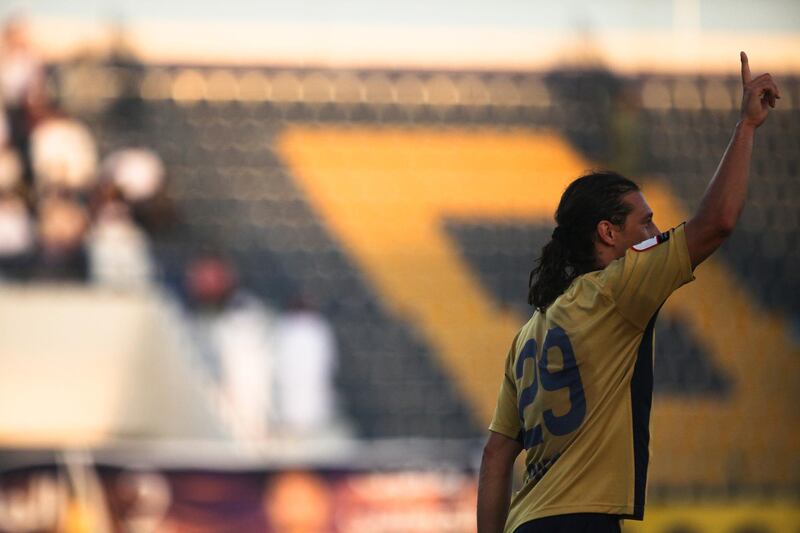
[513,513,622,533]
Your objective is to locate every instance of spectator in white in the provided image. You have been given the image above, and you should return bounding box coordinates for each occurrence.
[87,199,155,290]
[0,193,34,279]
[274,295,339,437]
[185,254,277,441]
[103,148,164,203]
[86,149,161,289]
[100,147,174,235]
[0,15,44,185]
[30,113,97,194]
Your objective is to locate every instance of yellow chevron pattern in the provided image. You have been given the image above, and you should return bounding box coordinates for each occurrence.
[277,125,800,488]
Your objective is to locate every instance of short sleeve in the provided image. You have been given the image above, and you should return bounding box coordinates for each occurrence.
[610,223,695,330]
[488,336,521,440]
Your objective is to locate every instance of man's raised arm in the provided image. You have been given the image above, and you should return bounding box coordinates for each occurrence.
[685,52,780,268]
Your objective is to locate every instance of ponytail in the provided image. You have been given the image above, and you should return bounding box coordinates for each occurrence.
[528,237,573,309]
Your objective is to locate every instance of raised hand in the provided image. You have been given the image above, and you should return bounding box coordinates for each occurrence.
[740,51,780,128]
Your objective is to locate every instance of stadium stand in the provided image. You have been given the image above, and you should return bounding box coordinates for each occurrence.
[5,58,799,499]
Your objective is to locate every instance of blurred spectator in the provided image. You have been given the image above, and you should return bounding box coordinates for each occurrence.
[87,199,155,290]
[99,147,174,235]
[30,114,97,193]
[274,295,340,437]
[0,192,34,279]
[103,148,164,203]
[185,254,277,440]
[0,16,43,109]
[0,103,27,203]
[30,194,89,282]
[1,15,44,187]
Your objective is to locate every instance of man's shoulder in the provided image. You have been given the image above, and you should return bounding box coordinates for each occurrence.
[579,229,674,295]
[516,310,541,340]
[542,275,617,329]
[568,269,616,301]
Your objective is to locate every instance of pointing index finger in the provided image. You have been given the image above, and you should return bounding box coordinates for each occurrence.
[740,51,752,85]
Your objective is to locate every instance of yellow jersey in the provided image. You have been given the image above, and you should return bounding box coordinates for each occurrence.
[489,224,695,531]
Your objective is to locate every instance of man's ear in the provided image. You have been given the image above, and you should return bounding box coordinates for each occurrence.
[596,220,617,247]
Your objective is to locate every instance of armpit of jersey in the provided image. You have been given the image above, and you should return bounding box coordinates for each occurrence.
[631,231,671,252]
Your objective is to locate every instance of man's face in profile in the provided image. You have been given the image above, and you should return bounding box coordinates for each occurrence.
[612,191,660,259]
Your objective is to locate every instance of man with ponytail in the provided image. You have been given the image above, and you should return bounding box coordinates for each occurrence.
[477,53,780,533]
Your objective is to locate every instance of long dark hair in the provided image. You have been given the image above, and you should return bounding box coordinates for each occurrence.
[528,171,639,311]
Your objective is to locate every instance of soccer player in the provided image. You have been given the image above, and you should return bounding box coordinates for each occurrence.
[477,53,779,533]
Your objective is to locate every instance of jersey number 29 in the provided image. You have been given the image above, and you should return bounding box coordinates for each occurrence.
[515,326,587,449]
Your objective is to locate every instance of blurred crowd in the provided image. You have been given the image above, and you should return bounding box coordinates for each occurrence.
[0,15,344,443]
[0,15,165,286]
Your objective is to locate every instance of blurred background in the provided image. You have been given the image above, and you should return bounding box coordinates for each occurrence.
[0,0,798,531]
